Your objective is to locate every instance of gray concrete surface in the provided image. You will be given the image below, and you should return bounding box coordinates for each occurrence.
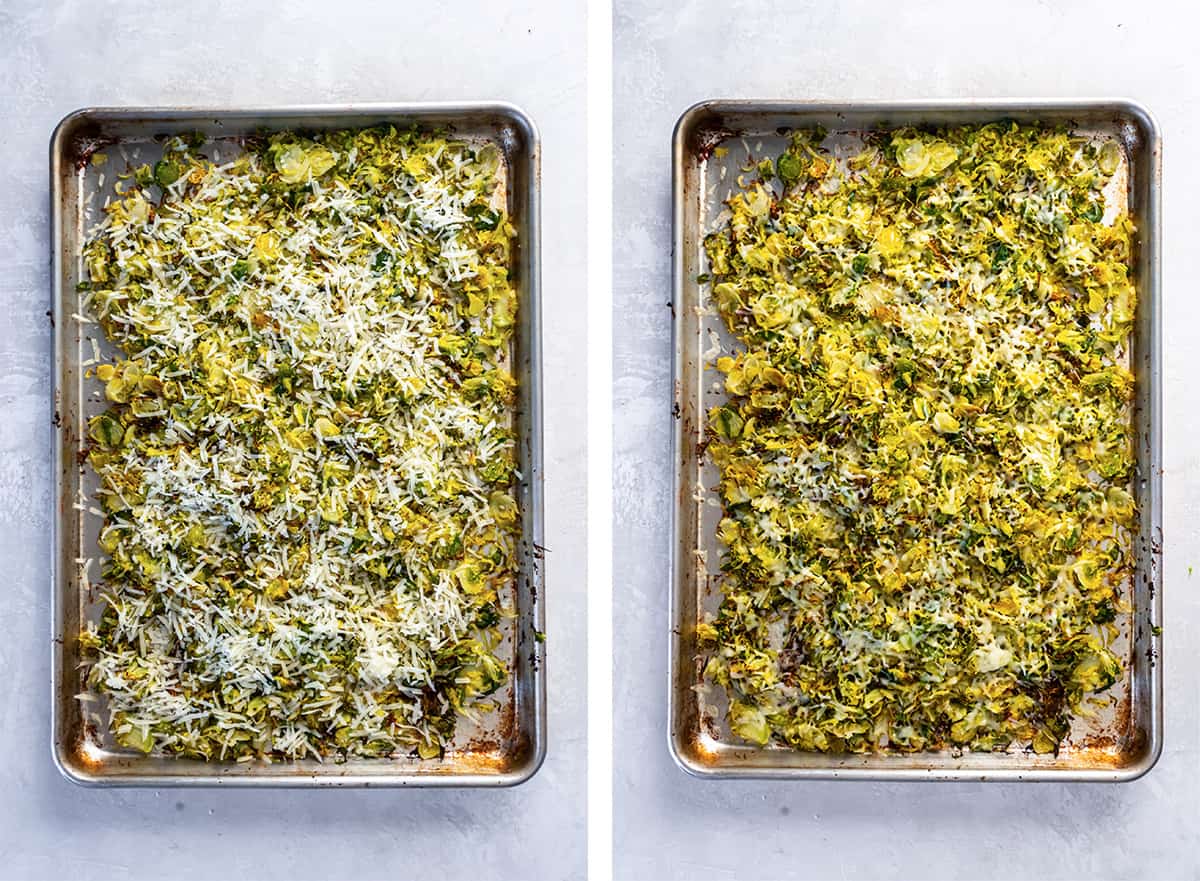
[0,2,586,879]
[613,1,1199,878]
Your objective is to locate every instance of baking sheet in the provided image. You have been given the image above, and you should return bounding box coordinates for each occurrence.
[51,104,545,787]
[670,100,1162,780]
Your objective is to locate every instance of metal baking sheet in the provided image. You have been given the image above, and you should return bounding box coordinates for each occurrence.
[51,104,545,787]
[670,99,1161,781]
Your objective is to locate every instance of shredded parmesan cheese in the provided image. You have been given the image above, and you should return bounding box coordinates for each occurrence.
[78,127,519,761]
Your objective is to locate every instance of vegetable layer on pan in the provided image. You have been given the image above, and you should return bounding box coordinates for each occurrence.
[700,124,1136,754]
[79,127,520,761]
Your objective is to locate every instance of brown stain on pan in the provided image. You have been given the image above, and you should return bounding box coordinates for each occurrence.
[688,119,736,162]
[66,123,116,171]
[679,721,723,768]
[456,682,521,772]
[1069,691,1138,766]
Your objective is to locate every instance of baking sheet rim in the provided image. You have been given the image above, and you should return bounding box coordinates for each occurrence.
[50,102,546,787]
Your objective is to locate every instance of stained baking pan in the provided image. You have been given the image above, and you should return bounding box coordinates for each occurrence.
[670,99,1161,781]
[51,104,544,786]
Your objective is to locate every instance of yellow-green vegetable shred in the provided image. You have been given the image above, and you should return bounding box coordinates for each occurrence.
[701,124,1135,754]
[79,127,519,761]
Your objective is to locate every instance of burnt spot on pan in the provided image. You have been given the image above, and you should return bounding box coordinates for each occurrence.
[688,116,737,162]
[67,124,116,171]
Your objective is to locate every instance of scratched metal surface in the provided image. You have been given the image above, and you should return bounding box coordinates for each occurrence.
[670,100,1162,780]
[51,105,546,787]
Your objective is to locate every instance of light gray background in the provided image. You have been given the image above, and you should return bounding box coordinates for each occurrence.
[614,1,1198,879]
[0,2,586,880]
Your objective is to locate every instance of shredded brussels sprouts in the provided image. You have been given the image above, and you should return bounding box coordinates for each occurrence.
[700,124,1136,754]
[78,126,520,761]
